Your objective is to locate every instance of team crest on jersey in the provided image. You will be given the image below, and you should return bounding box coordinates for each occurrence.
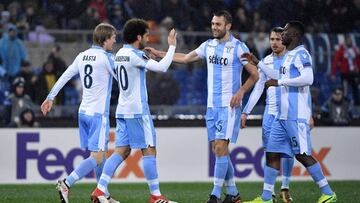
[225,46,234,53]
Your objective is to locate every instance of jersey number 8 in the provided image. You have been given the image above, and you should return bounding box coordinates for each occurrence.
[84,64,93,89]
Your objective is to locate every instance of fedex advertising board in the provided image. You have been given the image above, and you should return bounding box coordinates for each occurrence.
[0,127,359,183]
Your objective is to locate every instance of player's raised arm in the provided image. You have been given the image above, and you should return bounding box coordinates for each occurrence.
[145,47,201,64]
[144,29,177,72]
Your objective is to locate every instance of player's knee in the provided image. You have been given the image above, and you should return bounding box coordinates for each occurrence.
[91,151,106,165]
[295,153,317,167]
[265,152,281,170]
[115,146,131,159]
[141,147,157,156]
[213,142,228,156]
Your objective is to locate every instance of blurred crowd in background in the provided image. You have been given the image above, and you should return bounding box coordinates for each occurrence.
[0,0,359,127]
[0,0,359,34]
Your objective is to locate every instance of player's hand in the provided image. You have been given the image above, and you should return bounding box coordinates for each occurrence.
[144,47,159,57]
[241,113,247,129]
[143,48,157,60]
[230,89,244,108]
[41,99,53,116]
[265,79,278,87]
[167,28,177,47]
[310,117,315,130]
[241,53,259,65]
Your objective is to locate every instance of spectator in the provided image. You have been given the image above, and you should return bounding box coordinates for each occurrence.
[88,0,108,22]
[15,60,37,100]
[328,0,352,33]
[331,34,360,105]
[24,3,40,31]
[4,76,34,127]
[0,24,27,79]
[47,43,67,77]
[321,88,352,126]
[79,7,101,29]
[0,10,11,30]
[18,108,39,127]
[34,60,61,104]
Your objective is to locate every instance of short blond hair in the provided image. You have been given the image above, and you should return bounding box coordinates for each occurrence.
[93,23,116,46]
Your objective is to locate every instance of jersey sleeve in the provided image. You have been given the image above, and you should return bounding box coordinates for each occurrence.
[195,41,207,59]
[294,50,312,71]
[242,70,266,114]
[237,42,250,66]
[47,54,81,100]
[130,50,149,68]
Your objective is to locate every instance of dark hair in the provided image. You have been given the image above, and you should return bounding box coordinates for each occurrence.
[93,23,116,46]
[269,26,284,38]
[287,21,305,37]
[213,10,232,24]
[271,26,284,33]
[122,18,149,44]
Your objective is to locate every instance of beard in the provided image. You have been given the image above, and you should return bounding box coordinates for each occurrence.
[139,42,145,50]
[213,30,226,39]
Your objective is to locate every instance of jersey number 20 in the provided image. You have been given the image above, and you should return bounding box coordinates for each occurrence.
[116,65,128,91]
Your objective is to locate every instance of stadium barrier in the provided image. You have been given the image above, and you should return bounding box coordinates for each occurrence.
[1,127,359,184]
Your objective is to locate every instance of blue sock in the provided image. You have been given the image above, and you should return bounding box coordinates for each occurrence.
[211,156,228,198]
[224,156,238,196]
[261,166,279,201]
[97,154,124,193]
[65,157,97,187]
[143,155,161,196]
[307,162,333,195]
[95,158,106,182]
[281,157,294,189]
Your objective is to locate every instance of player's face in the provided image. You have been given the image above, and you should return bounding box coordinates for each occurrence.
[104,33,116,51]
[270,31,285,54]
[281,24,293,46]
[211,16,229,39]
[139,30,149,50]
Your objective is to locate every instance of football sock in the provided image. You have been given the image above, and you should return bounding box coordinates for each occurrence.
[65,156,97,187]
[211,155,228,198]
[97,154,124,193]
[281,157,294,189]
[95,158,106,182]
[261,166,279,201]
[307,162,333,195]
[143,155,161,196]
[224,155,238,196]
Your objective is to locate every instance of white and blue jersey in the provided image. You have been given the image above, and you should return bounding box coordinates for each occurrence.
[267,45,313,156]
[115,44,151,118]
[195,34,249,107]
[47,45,115,151]
[114,44,175,148]
[47,45,115,116]
[278,45,312,123]
[242,53,285,148]
[243,54,285,116]
[196,35,250,143]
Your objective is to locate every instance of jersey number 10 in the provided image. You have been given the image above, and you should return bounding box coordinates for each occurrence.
[116,65,128,91]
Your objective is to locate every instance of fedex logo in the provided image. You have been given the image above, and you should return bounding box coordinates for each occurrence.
[17,132,145,180]
[209,144,331,178]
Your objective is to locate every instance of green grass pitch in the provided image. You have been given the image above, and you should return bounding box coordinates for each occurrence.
[1,181,359,202]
